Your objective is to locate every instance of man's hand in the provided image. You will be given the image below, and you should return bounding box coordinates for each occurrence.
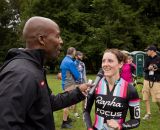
[78,83,92,96]
[148,64,158,71]
[148,65,154,70]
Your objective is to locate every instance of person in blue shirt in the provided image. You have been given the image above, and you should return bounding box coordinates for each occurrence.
[60,47,80,128]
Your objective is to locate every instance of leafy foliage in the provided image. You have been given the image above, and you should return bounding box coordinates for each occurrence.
[1,0,160,72]
[0,0,21,64]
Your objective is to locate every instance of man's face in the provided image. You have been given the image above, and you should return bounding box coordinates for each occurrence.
[77,55,83,60]
[44,25,63,59]
[147,50,152,56]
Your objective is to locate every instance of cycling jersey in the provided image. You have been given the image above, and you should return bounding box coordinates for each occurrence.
[84,78,140,130]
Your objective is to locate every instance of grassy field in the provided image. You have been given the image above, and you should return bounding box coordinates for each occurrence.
[47,74,160,130]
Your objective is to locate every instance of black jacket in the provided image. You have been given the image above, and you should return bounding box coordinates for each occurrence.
[144,55,160,81]
[0,48,85,130]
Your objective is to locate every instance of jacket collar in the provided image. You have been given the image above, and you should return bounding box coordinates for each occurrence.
[5,48,45,68]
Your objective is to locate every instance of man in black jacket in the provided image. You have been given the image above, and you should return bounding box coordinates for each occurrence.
[142,45,160,120]
[0,16,91,130]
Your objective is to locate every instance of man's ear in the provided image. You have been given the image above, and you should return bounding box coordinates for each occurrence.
[38,35,45,46]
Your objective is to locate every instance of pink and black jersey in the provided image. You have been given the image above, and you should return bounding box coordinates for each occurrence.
[84,78,140,130]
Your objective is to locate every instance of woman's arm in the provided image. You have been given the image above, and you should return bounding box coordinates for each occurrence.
[122,84,140,129]
[83,93,95,129]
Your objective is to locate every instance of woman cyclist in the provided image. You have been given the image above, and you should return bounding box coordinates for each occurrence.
[83,49,140,130]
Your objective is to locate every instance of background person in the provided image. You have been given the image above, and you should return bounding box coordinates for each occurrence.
[74,51,87,85]
[120,54,136,84]
[0,16,91,130]
[74,51,87,114]
[60,47,80,128]
[142,45,160,120]
[83,49,140,130]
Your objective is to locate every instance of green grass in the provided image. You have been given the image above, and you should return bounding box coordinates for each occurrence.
[47,74,160,130]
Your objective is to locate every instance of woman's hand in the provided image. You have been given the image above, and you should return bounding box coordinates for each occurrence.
[106,119,121,130]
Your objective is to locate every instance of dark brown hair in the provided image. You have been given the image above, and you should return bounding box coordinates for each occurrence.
[103,49,125,63]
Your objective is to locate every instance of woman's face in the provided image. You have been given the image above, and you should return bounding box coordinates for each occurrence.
[102,52,123,78]
[127,58,132,63]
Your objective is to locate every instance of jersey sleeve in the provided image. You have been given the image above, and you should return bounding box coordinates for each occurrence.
[83,93,95,129]
[122,84,140,129]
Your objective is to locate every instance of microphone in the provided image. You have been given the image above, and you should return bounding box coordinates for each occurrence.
[89,68,104,95]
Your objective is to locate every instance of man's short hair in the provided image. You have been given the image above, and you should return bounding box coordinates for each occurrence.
[67,47,76,55]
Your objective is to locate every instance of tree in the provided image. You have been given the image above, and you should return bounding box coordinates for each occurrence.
[1,0,160,72]
[0,0,21,64]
